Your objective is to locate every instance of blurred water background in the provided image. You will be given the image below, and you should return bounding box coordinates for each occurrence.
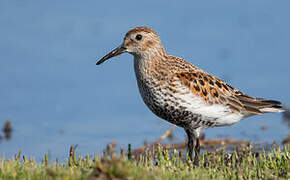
[0,0,289,161]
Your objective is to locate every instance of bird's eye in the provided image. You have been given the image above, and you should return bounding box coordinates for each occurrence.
[135,34,142,41]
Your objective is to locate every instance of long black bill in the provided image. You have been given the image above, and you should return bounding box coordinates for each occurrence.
[96,46,126,65]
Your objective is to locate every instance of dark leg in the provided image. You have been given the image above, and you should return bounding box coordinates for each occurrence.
[185,129,194,161]
[194,137,200,165]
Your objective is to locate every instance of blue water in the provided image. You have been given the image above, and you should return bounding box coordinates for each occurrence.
[0,1,289,160]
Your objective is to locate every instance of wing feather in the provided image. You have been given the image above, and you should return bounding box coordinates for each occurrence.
[174,70,284,115]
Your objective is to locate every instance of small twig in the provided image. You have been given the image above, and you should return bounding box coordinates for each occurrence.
[132,126,175,156]
[202,138,245,147]
[152,125,175,145]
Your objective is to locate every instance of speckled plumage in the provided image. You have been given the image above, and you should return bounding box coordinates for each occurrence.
[97,26,284,164]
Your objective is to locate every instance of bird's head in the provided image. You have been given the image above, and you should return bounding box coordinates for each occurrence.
[97,27,165,65]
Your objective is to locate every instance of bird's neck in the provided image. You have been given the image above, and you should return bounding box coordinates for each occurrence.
[133,55,151,80]
[133,51,169,85]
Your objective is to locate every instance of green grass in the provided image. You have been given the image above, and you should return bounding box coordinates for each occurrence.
[0,145,289,180]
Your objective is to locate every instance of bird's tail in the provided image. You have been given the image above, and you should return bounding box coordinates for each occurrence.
[237,94,285,114]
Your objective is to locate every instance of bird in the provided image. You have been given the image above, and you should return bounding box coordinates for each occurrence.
[96,26,285,164]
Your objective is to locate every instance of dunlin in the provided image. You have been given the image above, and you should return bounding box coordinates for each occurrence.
[97,27,284,164]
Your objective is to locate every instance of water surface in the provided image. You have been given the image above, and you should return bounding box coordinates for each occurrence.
[0,1,289,160]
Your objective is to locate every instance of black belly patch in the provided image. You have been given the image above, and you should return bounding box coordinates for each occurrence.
[146,101,216,129]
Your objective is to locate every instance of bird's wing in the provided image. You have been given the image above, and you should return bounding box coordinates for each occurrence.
[173,70,283,115]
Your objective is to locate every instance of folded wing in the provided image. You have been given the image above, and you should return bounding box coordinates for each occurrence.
[174,70,284,116]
